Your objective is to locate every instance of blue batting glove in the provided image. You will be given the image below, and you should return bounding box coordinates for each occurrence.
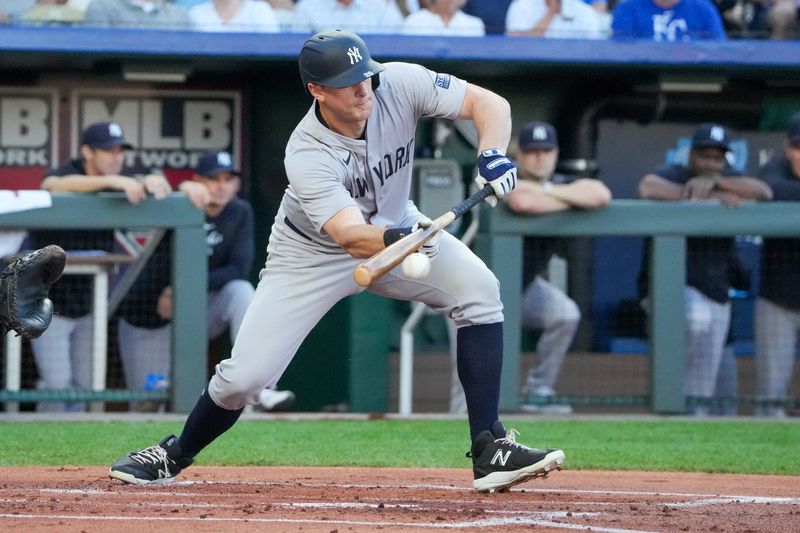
[475,149,517,207]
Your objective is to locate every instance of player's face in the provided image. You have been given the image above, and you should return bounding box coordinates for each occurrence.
[688,147,727,177]
[83,146,125,176]
[517,148,558,182]
[785,141,800,179]
[313,79,374,136]
[197,172,240,209]
[429,0,464,15]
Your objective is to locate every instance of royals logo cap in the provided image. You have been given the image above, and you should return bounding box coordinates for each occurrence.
[518,121,558,151]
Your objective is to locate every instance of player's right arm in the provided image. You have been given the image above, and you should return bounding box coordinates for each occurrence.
[456,84,511,154]
[507,179,611,214]
[714,176,772,201]
[637,173,684,200]
[41,174,147,204]
[323,206,386,259]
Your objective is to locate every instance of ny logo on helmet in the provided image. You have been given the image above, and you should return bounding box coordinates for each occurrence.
[347,46,362,65]
[710,126,725,141]
[109,122,124,138]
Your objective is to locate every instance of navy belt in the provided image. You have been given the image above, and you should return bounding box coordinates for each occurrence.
[284,216,312,241]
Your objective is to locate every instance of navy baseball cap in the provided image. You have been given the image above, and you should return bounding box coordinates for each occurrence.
[518,121,558,151]
[786,114,800,143]
[196,150,240,177]
[80,121,133,150]
[691,123,730,152]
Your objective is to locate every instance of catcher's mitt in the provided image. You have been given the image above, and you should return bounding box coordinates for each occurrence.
[0,245,66,339]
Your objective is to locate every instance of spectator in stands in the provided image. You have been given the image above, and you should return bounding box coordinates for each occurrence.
[174,0,206,9]
[637,123,771,415]
[29,121,172,412]
[291,0,405,34]
[449,122,611,414]
[462,0,512,34]
[116,150,295,412]
[189,0,281,32]
[753,114,800,417]
[741,0,798,39]
[84,0,191,29]
[0,1,37,23]
[586,0,609,14]
[395,0,421,17]
[265,0,297,31]
[584,0,611,34]
[506,0,606,39]
[611,0,726,40]
[402,0,485,35]
[20,0,85,24]
[507,121,610,412]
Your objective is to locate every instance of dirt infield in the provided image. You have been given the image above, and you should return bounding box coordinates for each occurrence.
[0,466,798,532]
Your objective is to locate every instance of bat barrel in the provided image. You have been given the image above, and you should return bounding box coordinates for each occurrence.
[353,265,373,287]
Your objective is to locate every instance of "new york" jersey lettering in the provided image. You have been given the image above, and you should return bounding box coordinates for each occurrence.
[372,138,414,187]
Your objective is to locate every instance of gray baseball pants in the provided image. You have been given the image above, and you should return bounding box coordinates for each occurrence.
[208,225,503,411]
[31,314,93,412]
[118,279,255,400]
[754,297,799,417]
[684,286,731,401]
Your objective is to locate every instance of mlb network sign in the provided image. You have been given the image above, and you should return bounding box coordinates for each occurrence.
[0,90,57,189]
[73,89,241,184]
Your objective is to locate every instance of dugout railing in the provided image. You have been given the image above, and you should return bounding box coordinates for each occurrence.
[476,199,800,414]
[0,193,207,413]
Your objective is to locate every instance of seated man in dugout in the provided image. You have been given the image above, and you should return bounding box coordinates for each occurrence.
[637,123,771,415]
[30,120,171,412]
[449,121,611,415]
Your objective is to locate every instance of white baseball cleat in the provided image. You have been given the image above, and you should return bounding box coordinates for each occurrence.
[254,388,296,412]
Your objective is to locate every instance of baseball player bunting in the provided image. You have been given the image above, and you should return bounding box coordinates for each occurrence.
[109,29,564,493]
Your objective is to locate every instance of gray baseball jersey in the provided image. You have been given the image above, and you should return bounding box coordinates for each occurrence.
[208,62,503,410]
[280,62,466,247]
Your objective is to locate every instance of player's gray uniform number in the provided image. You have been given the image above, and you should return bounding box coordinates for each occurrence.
[208,63,503,409]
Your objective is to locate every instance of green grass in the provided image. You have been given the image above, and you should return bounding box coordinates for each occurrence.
[1,419,798,475]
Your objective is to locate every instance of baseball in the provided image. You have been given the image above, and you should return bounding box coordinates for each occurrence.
[401,252,431,278]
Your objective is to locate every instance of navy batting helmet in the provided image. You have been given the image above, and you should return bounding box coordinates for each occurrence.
[298,29,385,91]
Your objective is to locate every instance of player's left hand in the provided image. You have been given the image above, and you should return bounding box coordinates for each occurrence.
[157,286,173,320]
[179,181,212,210]
[142,174,173,200]
[710,190,744,208]
[475,149,517,207]
[412,216,439,260]
[683,176,719,200]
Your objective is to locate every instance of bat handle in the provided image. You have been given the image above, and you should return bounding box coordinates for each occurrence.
[451,185,494,218]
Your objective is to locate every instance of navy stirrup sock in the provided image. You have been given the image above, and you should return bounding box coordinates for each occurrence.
[456,322,504,442]
[178,389,243,458]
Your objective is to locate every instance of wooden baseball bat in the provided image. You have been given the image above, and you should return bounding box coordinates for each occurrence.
[353,185,494,287]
